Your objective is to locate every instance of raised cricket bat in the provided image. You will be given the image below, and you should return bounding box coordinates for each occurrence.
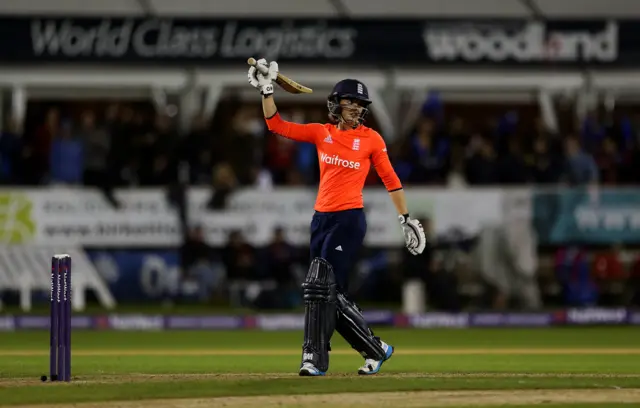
[247,57,313,94]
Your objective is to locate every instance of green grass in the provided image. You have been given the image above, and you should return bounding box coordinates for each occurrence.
[0,328,638,406]
[2,327,639,350]
[3,353,640,377]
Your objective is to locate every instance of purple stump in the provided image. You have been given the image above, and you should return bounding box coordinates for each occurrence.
[63,256,71,382]
[56,265,65,382]
[49,257,59,381]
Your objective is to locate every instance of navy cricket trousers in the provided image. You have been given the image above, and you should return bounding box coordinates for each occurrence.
[309,208,367,293]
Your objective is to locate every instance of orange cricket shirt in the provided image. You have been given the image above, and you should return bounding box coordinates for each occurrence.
[265,112,402,212]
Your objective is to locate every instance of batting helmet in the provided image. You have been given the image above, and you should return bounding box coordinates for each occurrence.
[327,79,371,125]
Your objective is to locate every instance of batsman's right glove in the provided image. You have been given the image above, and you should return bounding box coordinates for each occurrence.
[248,58,279,97]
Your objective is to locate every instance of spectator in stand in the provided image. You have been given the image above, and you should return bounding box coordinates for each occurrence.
[527,135,563,184]
[580,112,606,154]
[181,113,213,185]
[256,227,301,309]
[49,120,83,185]
[146,154,173,186]
[0,116,23,184]
[138,114,177,186]
[404,117,450,184]
[624,139,640,184]
[207,162,238,210]
[498,138,529,184]
[613,116,640,184]
[265,227,298,285]
[222,229,258,281]
[218,107,264,186]
[77,110,111,189]
[563,135,599,185]
[494,111,518,156]
[530,117,556,143]
[447,116,471,157]
[180,224,221,302]
[595,137,622,185]
[464,134,499,185]
[28,107,59,184]
[77,109,120,207]
[108,105,137,186]
[104,103,120,131]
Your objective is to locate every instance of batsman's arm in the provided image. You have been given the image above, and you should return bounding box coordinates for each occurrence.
[371,133,408,215]
[262,94,278,118]
[389,189,409,217]
[262,95,324,144]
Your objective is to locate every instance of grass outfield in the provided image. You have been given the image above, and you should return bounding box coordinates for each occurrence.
[0,327,638,407]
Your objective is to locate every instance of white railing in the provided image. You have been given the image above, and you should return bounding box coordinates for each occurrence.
[0,245,116,312]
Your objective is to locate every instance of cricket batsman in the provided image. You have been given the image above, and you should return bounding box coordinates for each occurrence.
[248,58,426,376]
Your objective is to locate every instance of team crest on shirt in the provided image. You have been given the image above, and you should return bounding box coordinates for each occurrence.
[352,138,360,151]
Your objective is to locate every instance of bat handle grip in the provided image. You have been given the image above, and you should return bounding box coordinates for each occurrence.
[247,57,269,76]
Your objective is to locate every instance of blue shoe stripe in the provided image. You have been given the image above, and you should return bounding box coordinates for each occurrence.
[362,345,394,375]
[384,345,394,360]
[300,367,326,376]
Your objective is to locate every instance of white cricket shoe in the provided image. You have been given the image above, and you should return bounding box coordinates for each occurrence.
[357,341,394,375]
[299,362,326,376]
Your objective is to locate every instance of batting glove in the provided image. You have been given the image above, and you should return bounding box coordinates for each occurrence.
[247,58,279,97]
[399,214,426,256]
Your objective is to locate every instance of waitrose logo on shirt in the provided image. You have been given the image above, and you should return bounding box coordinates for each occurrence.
[320,153,361,169]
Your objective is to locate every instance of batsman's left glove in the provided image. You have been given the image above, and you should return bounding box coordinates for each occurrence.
[247,58,279,97]
[399,214,426,256]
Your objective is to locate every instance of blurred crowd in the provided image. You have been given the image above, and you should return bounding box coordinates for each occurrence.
[180,224,314,309]
[180,218,640,310]
[0,95,640,310]
[2,96,639,311]
[2,95,640,193]
[395,96,640,187]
